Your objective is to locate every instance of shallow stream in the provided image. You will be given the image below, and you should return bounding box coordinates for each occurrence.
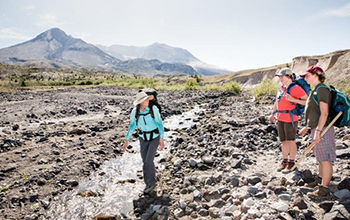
[46,106,203,219]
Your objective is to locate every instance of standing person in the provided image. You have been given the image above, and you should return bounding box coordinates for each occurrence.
[270,68,308,173]
[122,91,165,194]
[298,65,335,198]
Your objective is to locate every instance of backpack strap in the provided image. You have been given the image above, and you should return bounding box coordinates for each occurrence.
[312,84,330,105]
[135,106,155,125]
[286,82,296,95]
[274,84,297,127]
[138,128,159,141]
[277,86,286,102]
[272,109,296,127]
[286,82,298,106]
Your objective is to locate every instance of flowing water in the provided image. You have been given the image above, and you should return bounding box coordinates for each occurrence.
[46,106,203,219]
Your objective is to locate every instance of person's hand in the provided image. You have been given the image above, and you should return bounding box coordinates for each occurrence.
[159,138,164,151]
[285,94,295,102]
[298,127,309,136]
[122,140,129,152]
[313,131,321,145]
[269,114,275,123]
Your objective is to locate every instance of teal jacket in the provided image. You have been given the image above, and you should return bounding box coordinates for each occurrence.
[126,105,164,141]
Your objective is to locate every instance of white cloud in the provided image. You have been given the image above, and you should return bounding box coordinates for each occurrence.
[73,31,90,40]
[0,27,29,40]
[22,5,36,11]
[35,13,66,27]
[324,2,350,17]
[159,18,165,27]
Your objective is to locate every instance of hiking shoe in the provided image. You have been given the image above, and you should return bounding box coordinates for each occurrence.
[307,185,330,198]
[143,185,156,194]
[282,161,295,174]
[277,161,288,172]
[306,176,322,188]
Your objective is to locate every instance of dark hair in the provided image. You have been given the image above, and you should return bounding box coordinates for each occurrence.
[135,104,140,122]
[286,74,294,80]
[309,71,326,83]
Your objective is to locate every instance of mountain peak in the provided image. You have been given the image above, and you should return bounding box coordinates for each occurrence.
[32,28,71,44]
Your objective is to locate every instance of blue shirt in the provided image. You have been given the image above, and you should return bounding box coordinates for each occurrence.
[126,105,164,140]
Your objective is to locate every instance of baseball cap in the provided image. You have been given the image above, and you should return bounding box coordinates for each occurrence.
[299,65,324,77]
[276,67,293,76]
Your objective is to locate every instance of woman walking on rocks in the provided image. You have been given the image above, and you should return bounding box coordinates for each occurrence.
[298,66,335,198]
[122,91,165,194]
[270,68,307,173]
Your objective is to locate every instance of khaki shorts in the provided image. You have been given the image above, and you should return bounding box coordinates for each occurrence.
[277,121,298,142]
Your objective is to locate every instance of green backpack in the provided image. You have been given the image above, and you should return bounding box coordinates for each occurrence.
[313,85,350,127]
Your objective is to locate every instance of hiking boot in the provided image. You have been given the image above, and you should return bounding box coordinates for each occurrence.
[306,176,322,188]
[307,185,330,198]
[282,161,295,174]
[143,185,156,194]
[277,161,288,172]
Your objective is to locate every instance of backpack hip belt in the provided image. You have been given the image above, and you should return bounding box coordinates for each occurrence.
[138,128,159,141]
[273,109,297,127]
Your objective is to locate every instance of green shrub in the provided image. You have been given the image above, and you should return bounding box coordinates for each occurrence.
[336,82,350,97]
[222,82,241,94]
[0,186,9,192]
[253,79,278,99]
[185,80,199,90]
[202,84,220,91]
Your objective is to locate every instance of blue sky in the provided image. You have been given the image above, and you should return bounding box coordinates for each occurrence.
[0,0,349,71]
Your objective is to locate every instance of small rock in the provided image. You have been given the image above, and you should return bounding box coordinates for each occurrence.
[293,197,308,210]
[247,175,261,185]
[179,199,186,209]
[188,158,198,167]
[12,124,19,131]
[338,177,350,191]
[334,189,350,201]
[248,208,261,218]
[278,194,291,201]
[68,180,79,187]
[318,200,334,212]
[271,201,289,212]
[40,200,50,209]
[198,209,209,216]
[29,193,38,203]
[77,109,87,115]
[37,178,46,186]
[202,156,214,166]
[247,186,259,195]
[193,190,201,200]
[38,158,49,164]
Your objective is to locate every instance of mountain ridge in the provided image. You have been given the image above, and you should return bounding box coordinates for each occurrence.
[0,28,227,76]
[97,42,230,75]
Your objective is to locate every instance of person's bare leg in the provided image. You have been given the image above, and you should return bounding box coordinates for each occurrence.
[318,163,322,178]
[320,161,333,186]
[281,141,289,159]
[287,141,297,160]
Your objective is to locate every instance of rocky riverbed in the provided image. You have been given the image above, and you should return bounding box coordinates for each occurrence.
[0,86,349,220]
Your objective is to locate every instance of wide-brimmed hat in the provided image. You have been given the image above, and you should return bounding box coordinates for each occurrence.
[299,65,324,77]
[276,67,293,76]
[133,92,149,106]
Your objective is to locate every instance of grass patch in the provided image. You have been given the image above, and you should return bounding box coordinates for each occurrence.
[202,82,241,94]
[252,79,278,99]
[0,186,9,192]
[336,82,350,97]
[31,203,40,210]
[21,171,29,180]
[0,64,243,93]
